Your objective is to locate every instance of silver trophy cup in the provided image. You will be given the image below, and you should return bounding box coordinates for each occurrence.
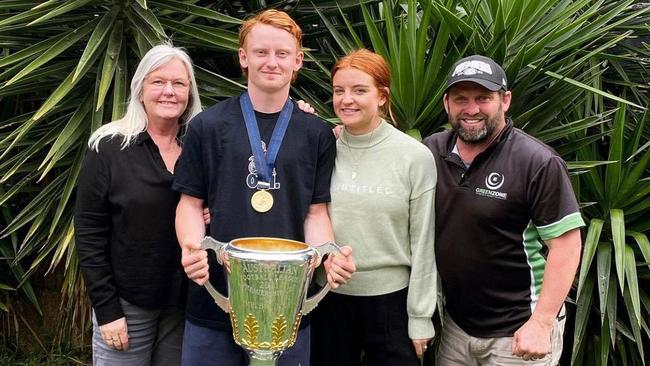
[200,236,340,366]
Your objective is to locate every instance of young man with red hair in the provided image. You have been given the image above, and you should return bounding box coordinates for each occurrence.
[173,10,355,366]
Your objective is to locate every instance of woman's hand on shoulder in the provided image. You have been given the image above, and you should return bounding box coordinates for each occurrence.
[332,125,343,139]
[296,100,316,115]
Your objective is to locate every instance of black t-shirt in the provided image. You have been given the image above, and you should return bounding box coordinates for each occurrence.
[423,121,584,337]
[173,95,336,329]
[74,132,186,326]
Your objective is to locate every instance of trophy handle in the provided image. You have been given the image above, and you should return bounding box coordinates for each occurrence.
[301,241,342,315]
[199,236,231,314]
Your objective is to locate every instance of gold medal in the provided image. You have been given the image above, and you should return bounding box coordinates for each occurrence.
[251,190,273,213]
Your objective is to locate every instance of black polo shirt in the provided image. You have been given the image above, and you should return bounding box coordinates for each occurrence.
[423,120,584,337]
[74,132,186,326]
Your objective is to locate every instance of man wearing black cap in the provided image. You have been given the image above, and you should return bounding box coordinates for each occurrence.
[423,55,584,365]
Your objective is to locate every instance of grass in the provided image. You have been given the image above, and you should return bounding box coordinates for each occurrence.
[0,344,90,366]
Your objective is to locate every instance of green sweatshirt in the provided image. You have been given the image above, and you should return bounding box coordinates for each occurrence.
[318,120,437,339]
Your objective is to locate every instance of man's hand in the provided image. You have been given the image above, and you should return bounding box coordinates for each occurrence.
[323,246,355,289]
[296,100,316,115]
[412,338,431,358]
[177,194,209,284]
[181,241,209,285]
[511,317,553,361]
[203,207,210,225]
[99,317,129,351]
[512,229,580,361]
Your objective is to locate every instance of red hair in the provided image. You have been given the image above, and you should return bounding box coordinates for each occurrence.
[238,10,303,80]
[331,49,395,123]
[239,9,302,49]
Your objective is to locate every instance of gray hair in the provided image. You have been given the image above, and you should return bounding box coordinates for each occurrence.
[88,43,202,151]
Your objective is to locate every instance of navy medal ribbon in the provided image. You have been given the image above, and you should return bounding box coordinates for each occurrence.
[240,91,293,189]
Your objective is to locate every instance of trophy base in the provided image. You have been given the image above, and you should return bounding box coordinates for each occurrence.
[249,350,281,366]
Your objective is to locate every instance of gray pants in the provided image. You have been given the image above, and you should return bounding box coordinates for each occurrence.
[437,308,566,366]
[92,298,184,366]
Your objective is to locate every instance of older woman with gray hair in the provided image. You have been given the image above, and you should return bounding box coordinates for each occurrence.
[74,43,202,365]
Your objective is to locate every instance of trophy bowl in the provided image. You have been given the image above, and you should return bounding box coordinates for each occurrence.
[200,236,340,366]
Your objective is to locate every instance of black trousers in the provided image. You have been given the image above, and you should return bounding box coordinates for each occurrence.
[310,287,420,366]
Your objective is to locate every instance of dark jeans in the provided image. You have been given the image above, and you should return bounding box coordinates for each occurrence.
[311,288,420,366]
[181,320,311,366]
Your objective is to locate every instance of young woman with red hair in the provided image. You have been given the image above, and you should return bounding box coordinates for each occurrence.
[311,49,438,365]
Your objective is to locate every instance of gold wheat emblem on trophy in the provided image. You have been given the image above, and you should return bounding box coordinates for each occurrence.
[271,314,288,348]
[243,313,260,348]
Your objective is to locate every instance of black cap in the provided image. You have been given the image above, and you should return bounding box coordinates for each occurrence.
[446,55,507,92]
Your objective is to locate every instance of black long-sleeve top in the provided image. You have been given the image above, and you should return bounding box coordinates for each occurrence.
[74,132,186,326]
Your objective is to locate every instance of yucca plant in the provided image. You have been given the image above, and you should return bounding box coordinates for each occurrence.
[0,193,42,348]
[572,105,650,366]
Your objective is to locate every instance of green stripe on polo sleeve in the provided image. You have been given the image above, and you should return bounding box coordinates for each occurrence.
[537,212,585,241]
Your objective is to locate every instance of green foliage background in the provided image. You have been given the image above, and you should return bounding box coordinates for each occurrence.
[0,1,649,364]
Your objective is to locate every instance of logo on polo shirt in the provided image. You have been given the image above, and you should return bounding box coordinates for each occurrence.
[475,172,508,200]
[485,172,504,190]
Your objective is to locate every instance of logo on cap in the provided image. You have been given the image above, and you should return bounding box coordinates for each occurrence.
[452,60,493,78]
